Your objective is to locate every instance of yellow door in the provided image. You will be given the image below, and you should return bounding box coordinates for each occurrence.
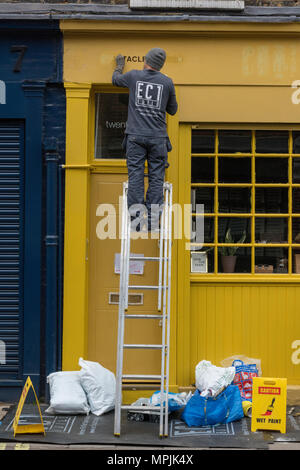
[88,172,163,380]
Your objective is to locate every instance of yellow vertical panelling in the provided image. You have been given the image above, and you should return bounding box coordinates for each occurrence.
[166,91,179,389]
[62,83,92,370]
[191,283,300,384]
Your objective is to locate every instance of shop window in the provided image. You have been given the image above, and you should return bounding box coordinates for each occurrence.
[94,92,128,159]
[190,129,300,274]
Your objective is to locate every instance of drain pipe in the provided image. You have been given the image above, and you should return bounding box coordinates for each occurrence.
[44,137,59,401]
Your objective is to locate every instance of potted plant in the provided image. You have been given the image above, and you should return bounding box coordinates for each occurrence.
[219,228,246,273]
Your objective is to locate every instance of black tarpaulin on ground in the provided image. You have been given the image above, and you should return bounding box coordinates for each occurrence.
[0,404,271,448]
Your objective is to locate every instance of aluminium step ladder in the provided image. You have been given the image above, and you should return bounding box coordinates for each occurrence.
[114,181,173,438]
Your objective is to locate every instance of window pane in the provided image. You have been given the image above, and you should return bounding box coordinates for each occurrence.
[192,157,214,183]
[192,130,215,153]
[293,158,300,183]
[293,249,300,273]
[94,93,128,159]
[292,218,300,242]
[219,247,251,273]
[255,247,288,273]
[192,187,214,213]
[219,157,251,183]
[218,130,252,153]
[256,188,288,214]
[218,217,251,243]
[255,158,288,183]
[191,216,214,243]
[255,217,288,243]
[292,131,300,154]
[293,189,300,213]
[255,130,289,153]
[218,187,251,213]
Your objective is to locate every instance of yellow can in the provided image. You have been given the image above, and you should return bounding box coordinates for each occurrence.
[242,401,252,417]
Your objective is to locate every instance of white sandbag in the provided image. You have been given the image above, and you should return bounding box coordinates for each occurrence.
[79,358,116,416]
[195,360,235,397]
[45,371,90,415]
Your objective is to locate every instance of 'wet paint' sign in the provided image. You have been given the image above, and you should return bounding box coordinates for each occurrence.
[251,377,287,434]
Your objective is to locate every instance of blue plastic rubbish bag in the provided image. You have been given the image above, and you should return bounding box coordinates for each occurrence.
[181,385,244,427]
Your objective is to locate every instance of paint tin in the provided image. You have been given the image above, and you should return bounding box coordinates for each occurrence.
[242,401,252,417]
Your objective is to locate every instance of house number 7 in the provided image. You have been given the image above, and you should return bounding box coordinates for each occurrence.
[10,45,28,73]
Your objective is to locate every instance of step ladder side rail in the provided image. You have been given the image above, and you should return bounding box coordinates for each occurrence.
[159,186,169,437]
[164,183,173,437]
[124,189,131,311]
[114,182,129,436]
[157,188,165,311]
[162,185,170,435]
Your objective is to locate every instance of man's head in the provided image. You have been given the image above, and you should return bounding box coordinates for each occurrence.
[144,48,166,71]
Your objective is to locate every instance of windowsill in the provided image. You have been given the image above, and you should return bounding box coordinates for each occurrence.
[91,159,127,173]
[92,159,127,165]
[190,273,300,283]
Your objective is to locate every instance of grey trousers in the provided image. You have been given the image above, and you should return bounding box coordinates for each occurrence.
[125,134,168,230]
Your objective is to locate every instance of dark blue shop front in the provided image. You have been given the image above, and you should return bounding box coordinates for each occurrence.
[0,20,65,400]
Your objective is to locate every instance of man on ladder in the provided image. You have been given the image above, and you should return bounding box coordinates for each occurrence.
[112,48,178,231]
[112,49,177,438]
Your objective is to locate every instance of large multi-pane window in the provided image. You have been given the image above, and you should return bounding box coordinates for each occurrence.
[191,129,300,274]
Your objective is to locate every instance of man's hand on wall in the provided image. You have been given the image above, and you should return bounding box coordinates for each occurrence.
[115,54,125,73]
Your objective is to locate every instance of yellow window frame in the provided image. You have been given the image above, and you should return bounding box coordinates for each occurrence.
[190,128,300,276]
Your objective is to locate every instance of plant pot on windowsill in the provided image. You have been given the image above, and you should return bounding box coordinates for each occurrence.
[219,228,246,273]
[221,254,237,273]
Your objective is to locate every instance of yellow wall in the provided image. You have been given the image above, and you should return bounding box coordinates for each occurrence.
[61,19,300,386]
[190,282,300,385]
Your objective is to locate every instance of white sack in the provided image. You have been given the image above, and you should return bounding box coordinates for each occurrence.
[195,360,235,397]
[79,357,116,416]
[46,371,90,415]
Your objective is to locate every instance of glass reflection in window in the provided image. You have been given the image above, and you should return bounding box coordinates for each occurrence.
[94,93,128,159]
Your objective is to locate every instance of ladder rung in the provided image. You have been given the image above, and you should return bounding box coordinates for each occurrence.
[122,405,162,412]
[125,314,163,319]
[123,344,163,349]
[122,374,164,380]
[128,285,168,290]
[129,256,169,261]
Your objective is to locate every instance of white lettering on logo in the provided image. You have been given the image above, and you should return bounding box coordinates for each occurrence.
[135,81,163,109]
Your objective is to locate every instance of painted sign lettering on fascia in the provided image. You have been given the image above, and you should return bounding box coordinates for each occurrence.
[0,81,6,104]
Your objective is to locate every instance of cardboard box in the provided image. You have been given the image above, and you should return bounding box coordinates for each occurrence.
[255,264,273,273]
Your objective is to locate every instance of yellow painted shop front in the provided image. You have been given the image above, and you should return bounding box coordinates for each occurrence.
[61,19,300,401]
